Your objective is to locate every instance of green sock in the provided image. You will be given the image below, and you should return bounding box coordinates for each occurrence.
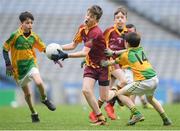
[160,112,168,120]
[130,107,141,115]
[41,95,47,101]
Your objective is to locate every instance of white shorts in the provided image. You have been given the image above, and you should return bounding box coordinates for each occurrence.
[124,76,159,96]
[17,67,39,87]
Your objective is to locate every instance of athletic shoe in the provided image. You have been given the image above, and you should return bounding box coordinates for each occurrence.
[104,103,116,120]
[163,118,172,126]
[89,112,98,123]
[127,113,145,126]
[42,99,56,111]
[31,113,40,123]
[91,114,108,126]
[129,113,145,122]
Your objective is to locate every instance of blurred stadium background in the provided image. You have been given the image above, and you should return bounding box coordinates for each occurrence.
[0,0,180,107]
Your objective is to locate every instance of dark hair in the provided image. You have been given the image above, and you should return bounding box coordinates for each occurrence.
[124,32,141,47]
[19,11,34,23]
[114,7,127,19]
[126,24,136,31]
[87,5,103,20]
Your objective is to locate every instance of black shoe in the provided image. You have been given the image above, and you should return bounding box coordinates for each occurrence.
[31,113,40,123]
[42,99,56,111]
[163,118,172,126]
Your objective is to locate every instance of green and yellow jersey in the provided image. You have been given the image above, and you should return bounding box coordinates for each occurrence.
[3,28,46,80]
[116,46,156,81]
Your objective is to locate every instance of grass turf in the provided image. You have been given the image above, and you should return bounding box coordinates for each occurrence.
[0,104,180,130]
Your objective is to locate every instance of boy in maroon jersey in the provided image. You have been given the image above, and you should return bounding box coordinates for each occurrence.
[101,7,129,120]
[88,7,129,121]
[51,5,116,125]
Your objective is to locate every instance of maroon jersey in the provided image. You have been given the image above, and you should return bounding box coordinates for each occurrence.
[73,24,107,68]
[104,25,128,51]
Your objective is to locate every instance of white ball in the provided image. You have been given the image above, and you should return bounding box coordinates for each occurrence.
[46,43,63,59]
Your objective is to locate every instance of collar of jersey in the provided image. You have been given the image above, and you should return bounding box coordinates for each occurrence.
[18,27,33,39]
[84,23,98,34]
[114,24,127,36]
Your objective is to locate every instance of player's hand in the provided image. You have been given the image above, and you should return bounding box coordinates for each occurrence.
[51,49,68,61]
[80,59,86,68]
[100,60,110,67]
[54,60,63,68]
[6,64,14,76]
[104,48,114,57]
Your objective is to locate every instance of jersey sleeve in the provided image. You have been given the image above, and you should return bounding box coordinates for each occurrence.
[73,25,84,44]
[34,34,46,52]
[3,32,16,51]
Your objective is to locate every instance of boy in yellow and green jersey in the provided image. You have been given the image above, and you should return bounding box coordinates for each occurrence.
[101,32,172,126]
[2,11,56,123]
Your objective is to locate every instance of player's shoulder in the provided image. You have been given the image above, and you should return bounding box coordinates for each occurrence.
[7,29,19,41]
[31,31,40,39]
[104,26,114,35]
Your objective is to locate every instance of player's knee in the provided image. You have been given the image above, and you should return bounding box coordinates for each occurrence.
[121,79,127,87]
[117,80,127,89]
[82,88,91,96]
[146,96,153,103]
[35,81,43,87]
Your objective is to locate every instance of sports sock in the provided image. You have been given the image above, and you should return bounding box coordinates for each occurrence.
[130,107,141,115]
[41,95,47,101]
[160,112,168,120]
[98,99,104,108]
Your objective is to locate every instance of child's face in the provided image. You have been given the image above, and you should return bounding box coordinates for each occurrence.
[21,18,33,33]
[84,11,97,27]
[114,12,127,28]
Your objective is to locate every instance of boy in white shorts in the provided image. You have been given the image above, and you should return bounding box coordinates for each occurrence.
[2,11,56,123]
[101,32,172,126]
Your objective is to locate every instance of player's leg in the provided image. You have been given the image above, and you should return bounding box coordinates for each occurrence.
[97,80,116,125]
[104,75,117,120]
[116,82,145,125]
[130,95,136,103]
[31,68,56,111]
[104,68,127,120]
[140,95,153,109]
[140,76,171,125]
[82,77,106,125]
[112,68,127,89]
[22,84,40,122]
[146,95,172,126]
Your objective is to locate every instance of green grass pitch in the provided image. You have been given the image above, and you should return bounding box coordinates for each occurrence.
[0,104,180,130]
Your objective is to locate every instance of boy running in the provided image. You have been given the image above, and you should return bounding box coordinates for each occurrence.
[2,11,56,123]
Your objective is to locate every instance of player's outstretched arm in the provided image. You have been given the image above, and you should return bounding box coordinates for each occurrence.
[51,49,68,61]
[104,48,126,56]
[62,41,79,51]
[100,59,116,67]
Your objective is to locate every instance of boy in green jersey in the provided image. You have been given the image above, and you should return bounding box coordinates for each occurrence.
[101,32,172,126]
[2,11,56,122]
